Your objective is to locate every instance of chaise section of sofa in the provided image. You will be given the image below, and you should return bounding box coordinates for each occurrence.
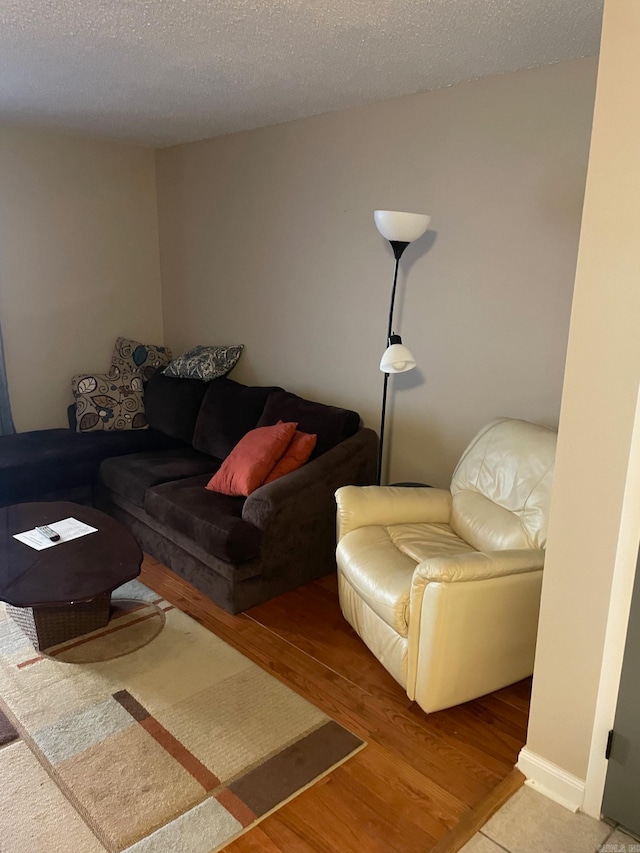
[0,426,183,508]
[0,369,213,509]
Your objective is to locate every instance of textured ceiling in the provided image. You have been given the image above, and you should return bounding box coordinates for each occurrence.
[0,0,603,147]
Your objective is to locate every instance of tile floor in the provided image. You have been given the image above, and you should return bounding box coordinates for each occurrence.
[460,785,640,853]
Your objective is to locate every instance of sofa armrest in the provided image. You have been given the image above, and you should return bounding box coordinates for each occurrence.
[241,428,377,578]
[335,485,452,541]
[243,427,378,527]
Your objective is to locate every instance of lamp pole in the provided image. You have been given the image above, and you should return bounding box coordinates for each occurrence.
[378,244,408,485]
[374,211,431,485]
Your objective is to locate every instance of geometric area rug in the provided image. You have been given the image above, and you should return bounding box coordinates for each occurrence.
[0,580,365,852]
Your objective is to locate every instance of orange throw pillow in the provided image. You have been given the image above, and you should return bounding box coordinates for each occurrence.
[205,421,297,496]
[263,429,317,484]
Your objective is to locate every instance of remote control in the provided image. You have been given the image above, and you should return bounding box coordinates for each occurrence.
[35,525,61,542]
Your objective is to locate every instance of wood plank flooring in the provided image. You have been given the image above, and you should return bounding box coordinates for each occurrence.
[140,557,531,853]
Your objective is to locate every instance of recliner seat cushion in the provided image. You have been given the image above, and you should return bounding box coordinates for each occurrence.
[388,522,476,563]
[98,448,220,508]
[145,474,262,564]
[337,522,475,637]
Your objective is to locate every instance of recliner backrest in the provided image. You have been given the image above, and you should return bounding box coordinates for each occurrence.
[449,418,557,552]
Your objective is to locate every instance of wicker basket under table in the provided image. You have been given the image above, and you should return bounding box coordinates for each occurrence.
[6,593,111,651]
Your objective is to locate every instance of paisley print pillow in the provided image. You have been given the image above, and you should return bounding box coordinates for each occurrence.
[110,337,172,382]
[71,371,148,432]
[162,344,244,381]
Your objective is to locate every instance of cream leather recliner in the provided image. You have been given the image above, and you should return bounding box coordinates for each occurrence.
[335,417,557,714]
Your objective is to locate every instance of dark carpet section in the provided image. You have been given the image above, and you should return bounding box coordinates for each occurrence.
[229,720,363,816]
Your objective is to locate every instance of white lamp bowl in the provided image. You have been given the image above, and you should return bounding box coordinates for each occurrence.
[374,210,431,243]
[380,343,417,374]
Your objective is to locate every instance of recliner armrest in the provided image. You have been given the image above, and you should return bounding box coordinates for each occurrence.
[412,548,545,589]
[407,547,545,712]
[335,485,452,541]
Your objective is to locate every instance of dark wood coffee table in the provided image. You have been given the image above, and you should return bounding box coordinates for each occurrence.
[0,501,143,650]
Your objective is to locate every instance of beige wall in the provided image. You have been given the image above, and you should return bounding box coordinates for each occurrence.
[0,128,163,431]
[156,58,597,486]
[526,0,640,783]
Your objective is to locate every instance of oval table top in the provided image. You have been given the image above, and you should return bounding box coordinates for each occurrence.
[0,502,142,608]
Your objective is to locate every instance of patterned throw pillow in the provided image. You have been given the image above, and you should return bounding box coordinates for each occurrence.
[110,337,172,382]
[163,344,244,381]
[71,371,148,432]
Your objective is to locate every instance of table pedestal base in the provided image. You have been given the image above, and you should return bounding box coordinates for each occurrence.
[7,592,111,651]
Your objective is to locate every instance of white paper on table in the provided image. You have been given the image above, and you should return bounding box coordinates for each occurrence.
[12,517,98,551]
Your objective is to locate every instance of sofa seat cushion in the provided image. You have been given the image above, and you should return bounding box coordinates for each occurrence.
[98,448,220,508]
[144,475,262,564]
[0,428,183,507]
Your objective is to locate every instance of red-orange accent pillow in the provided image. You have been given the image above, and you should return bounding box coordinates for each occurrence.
[263,428,317,484]
[205,422,298,496]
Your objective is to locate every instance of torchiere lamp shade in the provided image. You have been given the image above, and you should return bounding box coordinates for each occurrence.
[374,210,431,243]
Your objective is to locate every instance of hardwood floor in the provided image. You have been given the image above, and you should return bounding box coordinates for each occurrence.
[140,557,531,852]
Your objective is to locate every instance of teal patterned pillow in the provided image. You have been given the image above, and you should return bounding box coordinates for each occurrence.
[71,371,148,432]
[110,336,172,382]
[162,345,244,381]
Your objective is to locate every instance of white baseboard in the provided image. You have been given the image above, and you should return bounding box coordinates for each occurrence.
[517,747,585,813]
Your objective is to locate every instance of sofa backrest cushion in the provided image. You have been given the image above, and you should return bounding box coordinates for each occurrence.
[144,371,211,445]
[256,390,360,458]
[192,379,282,459]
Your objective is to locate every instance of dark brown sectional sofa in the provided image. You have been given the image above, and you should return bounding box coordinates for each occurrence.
[0,372,377,612]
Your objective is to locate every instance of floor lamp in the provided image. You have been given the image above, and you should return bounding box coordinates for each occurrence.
[375,210,431,485]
